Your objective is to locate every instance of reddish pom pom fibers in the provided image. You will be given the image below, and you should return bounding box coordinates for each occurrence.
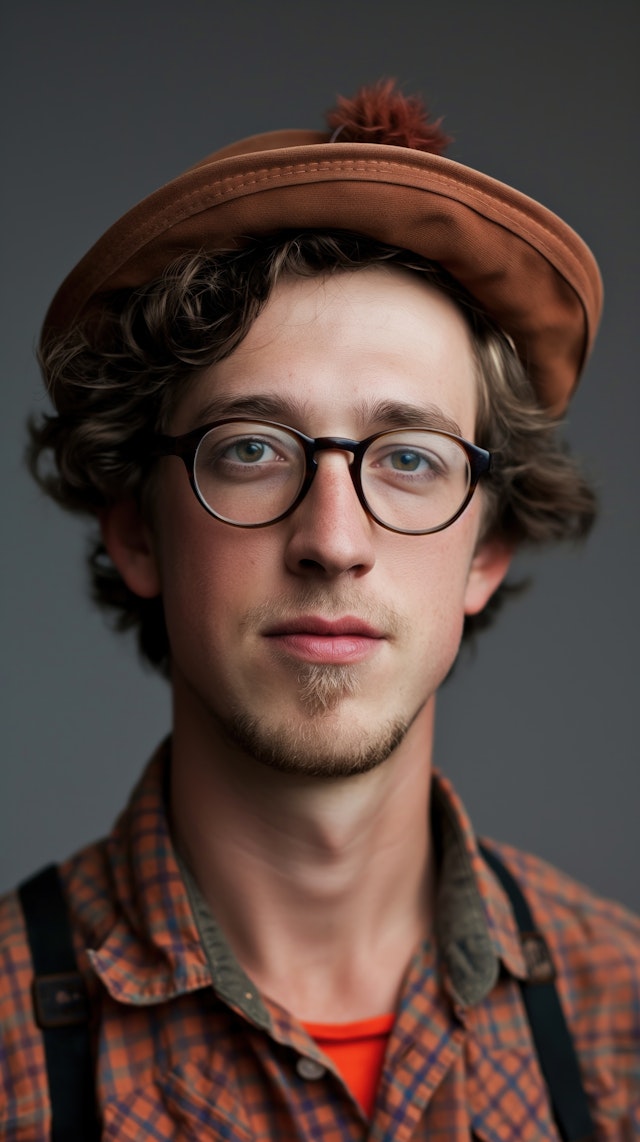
[326,78,451,154]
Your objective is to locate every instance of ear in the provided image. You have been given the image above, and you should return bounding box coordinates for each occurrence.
[99,499,161,599]
[464,537,513,616]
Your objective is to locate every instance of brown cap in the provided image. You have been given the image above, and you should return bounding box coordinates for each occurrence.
[41,82,603,413]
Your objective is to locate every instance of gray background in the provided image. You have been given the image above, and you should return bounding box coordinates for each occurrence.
[2,1,638,908]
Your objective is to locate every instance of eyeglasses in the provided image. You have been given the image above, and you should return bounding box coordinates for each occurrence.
[153,418,492,535]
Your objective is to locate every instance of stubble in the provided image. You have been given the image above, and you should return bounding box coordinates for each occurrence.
[210,586,421,778]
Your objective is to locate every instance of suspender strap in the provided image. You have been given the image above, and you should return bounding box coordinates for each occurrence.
[479,844,596,1142]
[18,864,100,1141]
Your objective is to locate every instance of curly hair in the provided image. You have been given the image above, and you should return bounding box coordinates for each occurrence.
[30,231,596,672]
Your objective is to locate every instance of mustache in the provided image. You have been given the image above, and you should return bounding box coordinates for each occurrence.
[239,585,409,640]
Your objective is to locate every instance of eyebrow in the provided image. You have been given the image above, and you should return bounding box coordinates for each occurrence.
[357,398,462,436]
[191,393,463,438]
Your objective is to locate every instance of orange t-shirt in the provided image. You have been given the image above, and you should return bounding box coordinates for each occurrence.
[303,1013,395,1118]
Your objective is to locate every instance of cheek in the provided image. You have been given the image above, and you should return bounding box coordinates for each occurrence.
[154,499,273,656]
[393,517,481,648]
[394,519,478,605]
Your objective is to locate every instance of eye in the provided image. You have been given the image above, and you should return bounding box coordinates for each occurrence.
[196,425,302,484]
[376,446,442,477]
[387,449,429,472]
[229,438,277,463]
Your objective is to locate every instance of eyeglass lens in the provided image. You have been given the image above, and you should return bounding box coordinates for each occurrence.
[193,421,472,531]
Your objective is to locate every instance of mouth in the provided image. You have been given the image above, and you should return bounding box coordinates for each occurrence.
[264,615,386,665]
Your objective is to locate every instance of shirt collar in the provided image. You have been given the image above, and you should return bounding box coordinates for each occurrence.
[431,770,527,1006]
[88,745,527,1012]
[88,742,212,1005]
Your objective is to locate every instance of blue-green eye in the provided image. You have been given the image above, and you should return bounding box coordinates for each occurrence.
[390,450,424,472]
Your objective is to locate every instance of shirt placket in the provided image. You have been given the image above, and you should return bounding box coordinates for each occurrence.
[367,943,464,1141]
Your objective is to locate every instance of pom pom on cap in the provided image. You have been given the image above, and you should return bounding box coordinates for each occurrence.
[326,78,451,154]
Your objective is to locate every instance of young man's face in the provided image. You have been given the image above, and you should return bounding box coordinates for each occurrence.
[108,266,509,776]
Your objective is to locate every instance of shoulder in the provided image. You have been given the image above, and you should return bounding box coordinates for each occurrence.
[481,837,640,960]
[0,838,113,1134]
[0,886,36,1005]
[0,883,49,1132]
[482,838,640,1123]
[1,837,115,967]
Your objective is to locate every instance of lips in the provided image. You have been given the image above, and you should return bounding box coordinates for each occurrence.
[265,615,384,638]
[264,615,385,664]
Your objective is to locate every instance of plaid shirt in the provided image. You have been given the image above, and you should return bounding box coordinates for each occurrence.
[1,744,639,1140]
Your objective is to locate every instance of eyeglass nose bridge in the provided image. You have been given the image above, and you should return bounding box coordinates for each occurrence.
[309,436,361,463]
[302,434,369,510]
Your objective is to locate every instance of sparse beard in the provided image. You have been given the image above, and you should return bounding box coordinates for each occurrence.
[223,704,411,778]
[188,586,425,776]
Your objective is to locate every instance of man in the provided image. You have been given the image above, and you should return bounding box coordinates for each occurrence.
[1,81,638,1140]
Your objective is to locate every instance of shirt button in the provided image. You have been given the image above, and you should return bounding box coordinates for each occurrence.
[296,1056,326,1080]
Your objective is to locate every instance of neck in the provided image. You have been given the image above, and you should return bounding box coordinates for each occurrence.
[170,676,437,1022]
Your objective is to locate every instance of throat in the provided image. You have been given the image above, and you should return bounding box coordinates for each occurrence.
[169,687,437,1022]
[245,915,432,1025]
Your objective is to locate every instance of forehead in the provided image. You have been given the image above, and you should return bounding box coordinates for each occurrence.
[173,265,478,437]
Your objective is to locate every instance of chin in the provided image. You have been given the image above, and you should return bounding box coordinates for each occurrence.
[224,706,412,778]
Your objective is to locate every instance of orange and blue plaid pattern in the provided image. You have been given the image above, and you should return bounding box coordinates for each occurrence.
[1,744,639,1140]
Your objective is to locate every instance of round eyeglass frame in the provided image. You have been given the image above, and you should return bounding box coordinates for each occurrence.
[153,418,492,535]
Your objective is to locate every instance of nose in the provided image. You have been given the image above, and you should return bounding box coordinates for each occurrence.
[283,450,376,579]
